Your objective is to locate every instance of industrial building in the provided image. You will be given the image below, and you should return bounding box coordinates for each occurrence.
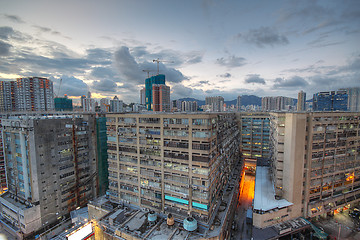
[252,112,360,229]
[0,114,98,239]
[237,112,270,161]
[0,116,6,194]
[100,112,242,239]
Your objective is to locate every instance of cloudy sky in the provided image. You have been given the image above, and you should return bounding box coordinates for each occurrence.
[0,0,359,103]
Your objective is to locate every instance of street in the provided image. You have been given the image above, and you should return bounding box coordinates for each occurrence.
[314,209,360,240]
[232,173,255,240]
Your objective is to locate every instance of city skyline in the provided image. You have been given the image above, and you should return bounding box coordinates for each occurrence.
[0,0,359,103]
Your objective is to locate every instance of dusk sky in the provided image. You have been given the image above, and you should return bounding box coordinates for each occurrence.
[0,0,359,103]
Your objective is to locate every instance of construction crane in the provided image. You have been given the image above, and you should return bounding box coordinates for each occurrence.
[152,58,174,75]
[102,103,110,112]
[142,69,156,78]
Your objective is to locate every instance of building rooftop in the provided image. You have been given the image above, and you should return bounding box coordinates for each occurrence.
[93,158,243,239]
[252,217,310,240]
[254,166,292,212]
[0,192,34,210]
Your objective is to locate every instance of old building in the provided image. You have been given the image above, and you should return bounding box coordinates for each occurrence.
[253,112,360,228]
[100,112,241,239]
[0,114,98,239]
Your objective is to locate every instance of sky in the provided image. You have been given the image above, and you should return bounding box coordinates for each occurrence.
[0,0,359,103]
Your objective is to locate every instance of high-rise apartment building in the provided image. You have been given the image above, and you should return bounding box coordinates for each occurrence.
[237,96,241,112]
[106,113,240,225]
[0,115,98,238]
[0,81,16,112]
[253,112,360,228]
[261,96,295,111]
[313,90,348,111]
[347,87,360,112]
[297,90,306,111]
[171,100,182,112]
[110,96,124,113]
[205,96,224,112]
[140,87,146,105]
[82,97,96,112]
[145,74,165,111]
[0,78,54,112]
[152,84,170,112]
[181,101,198,112]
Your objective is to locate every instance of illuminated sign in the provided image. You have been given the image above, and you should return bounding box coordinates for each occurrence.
[67,222,93,240]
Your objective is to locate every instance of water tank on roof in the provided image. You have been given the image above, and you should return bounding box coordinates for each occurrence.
[183,217,197,232]
[148,210,157,222]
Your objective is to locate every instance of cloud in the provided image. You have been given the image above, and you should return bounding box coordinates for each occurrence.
[245,74,266,84]
[218,72,231,78]
[86,48,112,61]
[90,67,118,80]
[171,84,193,99]
[114,46,146,85]
[240,27,289,47]
[114,46,187,85]
[273,76,309,88]
[0,40,11,56]
[184,51,204,64]
[216,55,246,68]
[190,80,211,87]
[55,76,89,97]
[33,25,52,33]
[33,25,70,38]
[278,1,333,23]
[0,26,15,40]
[4,14,25,23]
[92,79,118,92]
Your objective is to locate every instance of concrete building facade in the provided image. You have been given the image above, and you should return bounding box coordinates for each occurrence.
[347,87,360,112]
[237,112,270,161]
[152,84,170,112]
[0,115,98,238]
[181,101,198,112]
[297,90,306,111]
[110,96,124,113]
[253,112,360,228]
[205,96,224,112]
[237,96,241,112]
[105,113,240,225]
[261,96,295,112]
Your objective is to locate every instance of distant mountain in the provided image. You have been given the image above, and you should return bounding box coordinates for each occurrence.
[225,95,262,106]
[177,95,262,106]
